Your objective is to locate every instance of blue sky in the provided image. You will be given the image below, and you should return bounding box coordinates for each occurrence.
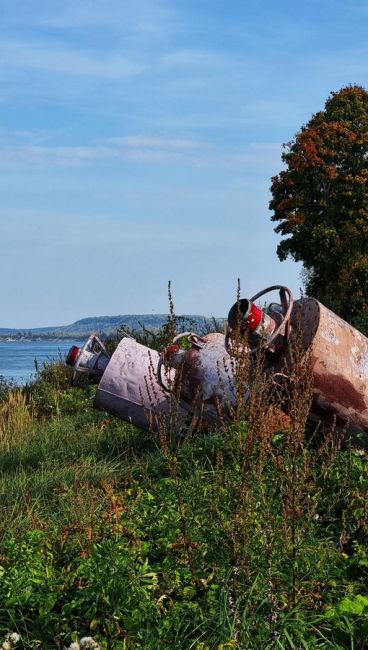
[1,0,368,327]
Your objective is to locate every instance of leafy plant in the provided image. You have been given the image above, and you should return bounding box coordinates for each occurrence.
[270,85,368,333]
[0,319,367,648]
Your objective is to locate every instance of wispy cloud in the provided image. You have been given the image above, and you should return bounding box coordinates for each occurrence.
[161,48,224,68]
[0,136,282,172]
[0,40,145,78]
[110,135,205,150]
[0,144,117,168]
[2,0,175,38]
[111,136,281,171]
[0,141,198,168]
[0,40,234,84]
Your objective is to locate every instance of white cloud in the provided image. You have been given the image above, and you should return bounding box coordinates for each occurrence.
[0,137,282,172]
[0,40,145,78]
[0,144,118,168]
[161,48,224,68]
[111,136,205,150]
[2,0,175,36]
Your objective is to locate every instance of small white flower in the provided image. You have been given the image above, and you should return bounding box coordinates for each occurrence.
[5,634,20,646]
[80,638,100,650]
[67,644,80,650]
[2,642,12,650]
[354,448,365,457]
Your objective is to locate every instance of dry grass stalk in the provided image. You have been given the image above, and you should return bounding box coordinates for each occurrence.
[0,390,33,451]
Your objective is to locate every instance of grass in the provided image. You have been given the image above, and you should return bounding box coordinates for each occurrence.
[0,348,367,649]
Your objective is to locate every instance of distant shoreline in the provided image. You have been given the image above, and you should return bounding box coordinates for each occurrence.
[0,336,87,342]
[0,315,223,344]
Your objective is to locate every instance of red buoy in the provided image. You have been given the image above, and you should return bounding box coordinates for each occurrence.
[66,345,81,366]
[246,303,263,332]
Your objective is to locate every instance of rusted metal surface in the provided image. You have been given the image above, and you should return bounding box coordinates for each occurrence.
[65,286,367,439]
[293,298,368,434]
[94,337,188,434]
[159,332,237,424]
[227,289,368,435]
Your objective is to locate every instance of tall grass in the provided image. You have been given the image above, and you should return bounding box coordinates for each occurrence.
[0,390,33,452]
[0,325,367,648]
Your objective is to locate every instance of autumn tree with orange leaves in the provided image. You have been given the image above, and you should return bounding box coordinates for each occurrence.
[270,85,368,334]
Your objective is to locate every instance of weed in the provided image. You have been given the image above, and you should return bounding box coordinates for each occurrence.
[0,302,367,648]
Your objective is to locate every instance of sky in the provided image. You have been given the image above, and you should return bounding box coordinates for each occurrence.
[1,0,368,327]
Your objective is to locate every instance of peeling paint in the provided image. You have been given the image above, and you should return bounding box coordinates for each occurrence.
[161,332,237,424]
[290,298,368,434]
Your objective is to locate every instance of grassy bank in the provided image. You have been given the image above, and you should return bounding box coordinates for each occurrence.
[0,358,367,649]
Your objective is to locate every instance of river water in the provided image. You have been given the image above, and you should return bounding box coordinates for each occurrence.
[0,340,86,384]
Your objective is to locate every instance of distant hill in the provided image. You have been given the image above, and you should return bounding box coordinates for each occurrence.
[0,314,223,340]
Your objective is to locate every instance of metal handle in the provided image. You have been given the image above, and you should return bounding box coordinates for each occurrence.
[225,285,294,355]
[249,285,294,349]
[172,332,206,348]
[157,332,206,393]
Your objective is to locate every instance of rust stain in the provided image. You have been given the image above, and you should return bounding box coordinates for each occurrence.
[178,348,203,401]
[313,371,366,412]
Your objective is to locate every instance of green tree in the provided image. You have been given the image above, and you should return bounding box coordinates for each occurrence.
[269,85,368,334]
